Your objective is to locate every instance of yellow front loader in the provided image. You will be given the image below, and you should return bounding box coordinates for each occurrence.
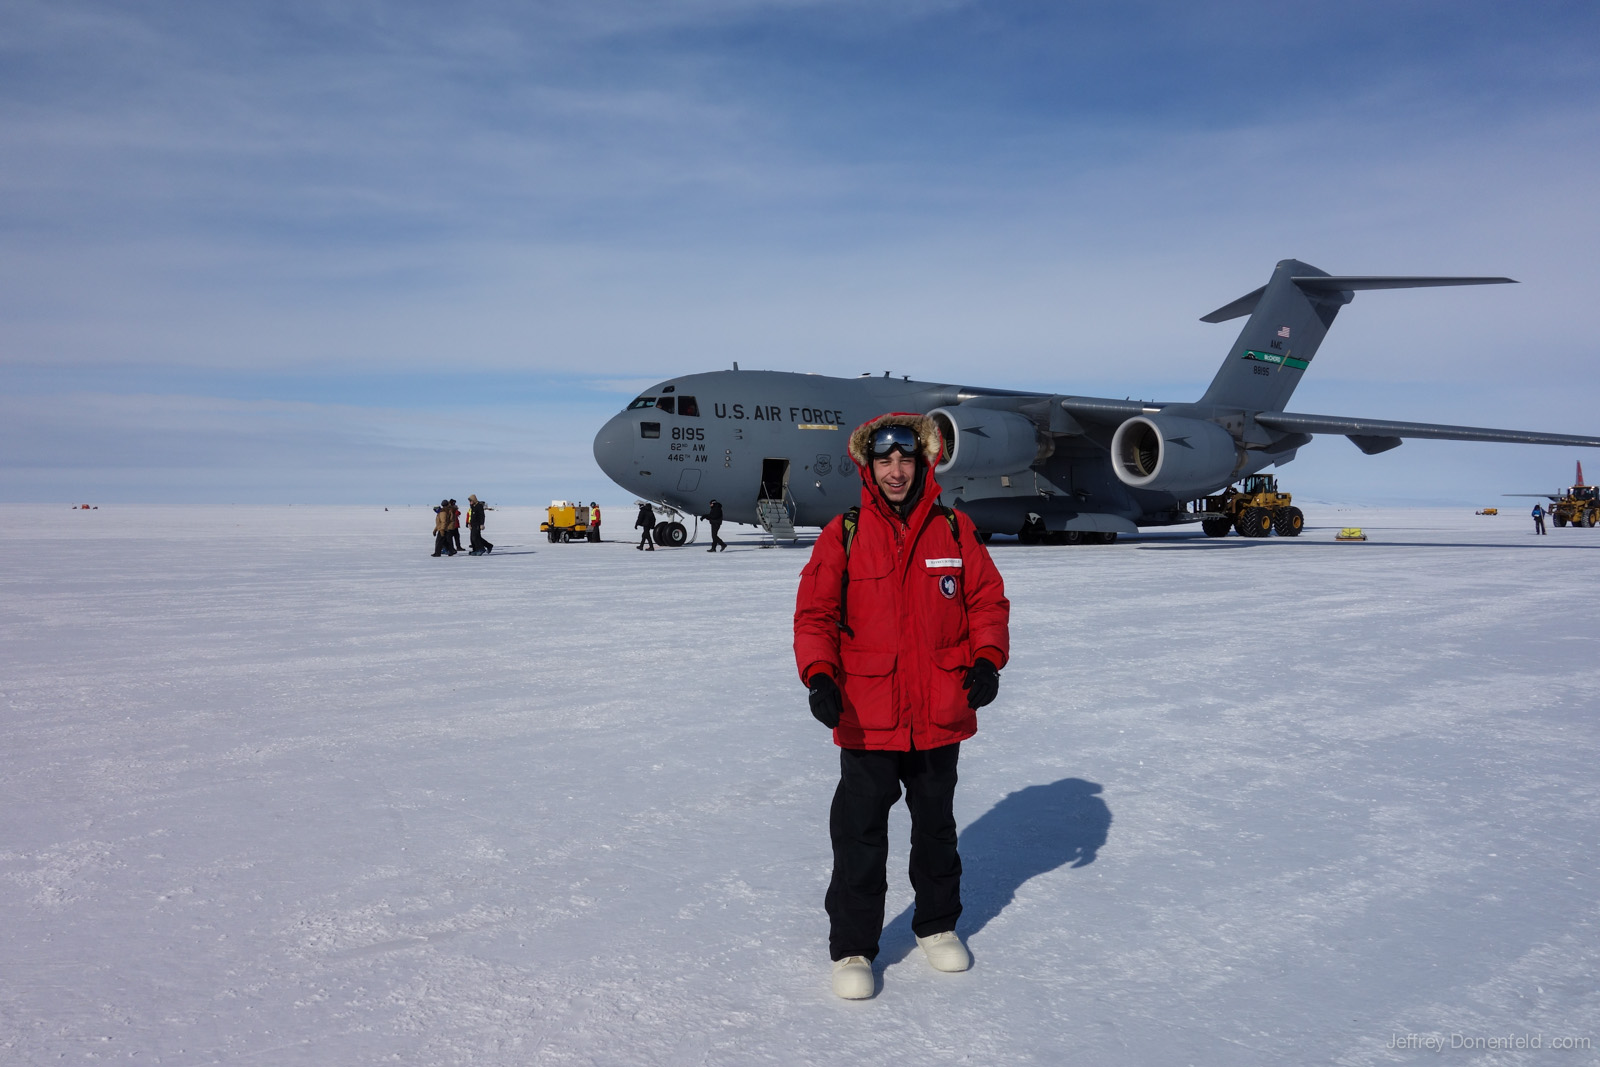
[1196,474,1304,538]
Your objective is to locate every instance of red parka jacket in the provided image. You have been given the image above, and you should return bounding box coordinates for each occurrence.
[794,413,1011,751]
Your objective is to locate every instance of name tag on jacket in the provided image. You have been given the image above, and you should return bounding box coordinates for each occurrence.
[923,558,962,568]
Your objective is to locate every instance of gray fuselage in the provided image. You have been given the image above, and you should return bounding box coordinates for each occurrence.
[590,370,1200,533]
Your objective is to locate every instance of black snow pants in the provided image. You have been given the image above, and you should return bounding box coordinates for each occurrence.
[826,742,962,962]
[470,524,492,552]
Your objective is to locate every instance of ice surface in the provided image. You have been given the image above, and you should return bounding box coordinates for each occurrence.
[3,504,1597,1065]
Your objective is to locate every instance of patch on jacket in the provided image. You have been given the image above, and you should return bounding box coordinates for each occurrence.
[939,575,958,598]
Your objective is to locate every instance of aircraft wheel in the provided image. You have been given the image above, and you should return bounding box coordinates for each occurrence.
[1097,531,1119,545]
[1237,507,1272,537]
[1018,522,1043,545]
[661,521,688,547]
[1273,507,1304,537]
[1201,518,1231,538]
[1063,530,1084,546]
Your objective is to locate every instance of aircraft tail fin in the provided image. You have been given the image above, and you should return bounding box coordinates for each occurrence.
[1196,261,1514,411]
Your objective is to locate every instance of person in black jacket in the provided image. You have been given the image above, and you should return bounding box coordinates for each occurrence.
[707,498,727,552]
[467,494,494,555]
[636,501,656,551]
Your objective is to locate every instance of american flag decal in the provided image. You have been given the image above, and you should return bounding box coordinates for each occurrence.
[1277,325,1291,338]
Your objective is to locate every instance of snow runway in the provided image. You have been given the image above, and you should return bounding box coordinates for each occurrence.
[3,505,1597,1065]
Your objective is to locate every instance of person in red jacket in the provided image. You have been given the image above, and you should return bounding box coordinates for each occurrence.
[794,412,1010,999]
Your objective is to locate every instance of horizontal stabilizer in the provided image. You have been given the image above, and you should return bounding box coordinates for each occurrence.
[1257,411,1600,448]
[1199,285,1267,324]
[1201,275,1516,323]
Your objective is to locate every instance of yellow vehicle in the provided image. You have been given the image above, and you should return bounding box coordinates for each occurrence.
[1195,473,1304,538]
[1550,483,1600,528]
[541,500,598,543]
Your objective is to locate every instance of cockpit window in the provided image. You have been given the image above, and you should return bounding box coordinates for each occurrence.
[656,396,676,414]
[677,395,700,417]
[627,397,656,410]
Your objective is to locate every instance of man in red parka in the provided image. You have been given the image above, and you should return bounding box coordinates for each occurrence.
[794,412,1010,999]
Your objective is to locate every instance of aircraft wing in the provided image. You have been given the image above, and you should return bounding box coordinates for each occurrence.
[1256,411,1600,451]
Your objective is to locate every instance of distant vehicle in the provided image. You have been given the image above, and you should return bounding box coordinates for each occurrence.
[542,501,598,543]
[593,259,1600,542]
[1476,508,1498,516]
[1508,462,1600,528]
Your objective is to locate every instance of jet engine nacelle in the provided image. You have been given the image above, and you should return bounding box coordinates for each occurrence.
[929,406,1049,479]
[1110,414,1243,493]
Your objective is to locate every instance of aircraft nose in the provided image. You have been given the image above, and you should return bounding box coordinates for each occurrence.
[593,413,634,485]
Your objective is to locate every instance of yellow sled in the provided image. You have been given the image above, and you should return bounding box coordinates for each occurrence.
[1335,527,1368,541]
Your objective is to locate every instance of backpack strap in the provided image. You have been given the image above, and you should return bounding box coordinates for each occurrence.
[837,507,861,636]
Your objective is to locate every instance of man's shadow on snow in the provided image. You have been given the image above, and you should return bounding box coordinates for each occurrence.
[878,777,1111,966]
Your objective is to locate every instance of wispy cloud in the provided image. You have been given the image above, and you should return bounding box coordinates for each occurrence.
[2,0,1598,501]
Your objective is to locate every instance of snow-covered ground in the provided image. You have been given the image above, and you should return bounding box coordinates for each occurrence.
[3,504,1597,1066]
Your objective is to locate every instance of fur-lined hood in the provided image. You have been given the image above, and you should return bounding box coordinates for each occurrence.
[846,412,944,472]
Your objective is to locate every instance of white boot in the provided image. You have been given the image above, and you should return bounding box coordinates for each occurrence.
[831,956,874,999]
[916,930,970,972]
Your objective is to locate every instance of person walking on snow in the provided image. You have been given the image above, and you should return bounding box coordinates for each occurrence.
[431,500,456,556]
[793,413,1010,1000]
[467,494,494,555]
[635,501,657,551]
[447,500,464,553]
[707,498,727,552]
[1532,503,1547,535]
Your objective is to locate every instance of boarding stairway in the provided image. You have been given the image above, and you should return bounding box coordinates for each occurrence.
[756,493,798,543]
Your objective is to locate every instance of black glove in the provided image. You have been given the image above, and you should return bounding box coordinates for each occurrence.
[962,659,999,709]
[808,673,843,729]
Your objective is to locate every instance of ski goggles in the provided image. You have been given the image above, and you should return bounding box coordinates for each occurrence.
[867,424,920,459]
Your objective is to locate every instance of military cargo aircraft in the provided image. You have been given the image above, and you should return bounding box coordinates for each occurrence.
[591,259,1600,542]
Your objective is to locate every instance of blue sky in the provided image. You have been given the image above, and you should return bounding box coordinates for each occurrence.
[4,0,1598,505]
